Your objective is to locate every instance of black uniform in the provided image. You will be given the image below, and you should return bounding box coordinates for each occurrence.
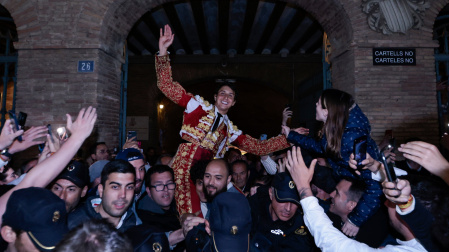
[248,186,316,252]
[68,196,138,232]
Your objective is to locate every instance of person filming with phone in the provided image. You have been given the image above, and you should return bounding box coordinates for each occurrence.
[282,89,382,237]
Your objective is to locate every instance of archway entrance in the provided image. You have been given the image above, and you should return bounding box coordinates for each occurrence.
[122,0,333,152]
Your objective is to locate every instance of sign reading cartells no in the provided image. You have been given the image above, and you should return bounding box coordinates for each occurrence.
[372,48,416,66]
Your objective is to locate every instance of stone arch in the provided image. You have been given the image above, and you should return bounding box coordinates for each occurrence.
[0,0,38,49]
[288,0,353,56]
[99,0,354,59]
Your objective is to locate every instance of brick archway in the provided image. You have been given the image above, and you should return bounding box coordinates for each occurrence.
[100,0,354,59]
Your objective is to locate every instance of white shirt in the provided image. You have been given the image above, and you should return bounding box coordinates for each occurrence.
[259,155,277,175]
[300,196,426,252]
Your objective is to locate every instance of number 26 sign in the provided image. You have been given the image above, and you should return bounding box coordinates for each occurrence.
[78,61,94,73]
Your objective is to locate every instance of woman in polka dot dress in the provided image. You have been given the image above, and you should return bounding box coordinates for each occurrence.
[282,89,382,237]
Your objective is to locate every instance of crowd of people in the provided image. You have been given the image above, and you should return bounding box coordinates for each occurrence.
[0,24,448,252]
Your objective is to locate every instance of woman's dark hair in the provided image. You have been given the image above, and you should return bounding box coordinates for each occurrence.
[319,89,354,158]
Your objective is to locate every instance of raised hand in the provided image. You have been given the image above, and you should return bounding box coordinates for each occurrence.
[0,120,24,150]
[47,133,61,153]
[348,153,381,176]
[66,106,97,141]
[123,136,138,150]
[382,179,411,205]
[277,157,286,172]
[281,125,291,137]
[159,24,175,56]
[282,108,292,126]
[398,141,449,185]
[285,146,317,199]
[9,126,47,155]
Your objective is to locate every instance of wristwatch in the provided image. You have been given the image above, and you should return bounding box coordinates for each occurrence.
[1,148,12,159]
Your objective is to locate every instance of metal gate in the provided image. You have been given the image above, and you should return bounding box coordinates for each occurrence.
[0,13,18,130]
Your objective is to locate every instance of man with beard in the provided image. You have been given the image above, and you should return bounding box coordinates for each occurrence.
[68,160,138,232]
[203,159,242,205]
[181,159,242,237]
[116,148,146,224]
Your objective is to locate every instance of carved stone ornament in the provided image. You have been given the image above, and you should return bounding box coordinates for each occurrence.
[362,0,430,34]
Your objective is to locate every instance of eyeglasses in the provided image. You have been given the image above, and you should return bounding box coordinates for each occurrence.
[150,183,176,191]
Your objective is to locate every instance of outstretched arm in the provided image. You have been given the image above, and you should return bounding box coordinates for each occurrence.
[155,24,192,107]
[0,107,97,226]
[232,134,290,156]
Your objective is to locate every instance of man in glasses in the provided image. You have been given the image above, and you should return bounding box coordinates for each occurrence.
[137,165,185,251]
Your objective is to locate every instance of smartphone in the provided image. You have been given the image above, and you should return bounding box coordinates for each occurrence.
[285,104,291,109]
[8,110,22,142]
[353,135,367,169]
[38,143,46,153]
[128,130,137,140]
[380,151,397,183]
[47,124,55,143]
[18,112,27,128]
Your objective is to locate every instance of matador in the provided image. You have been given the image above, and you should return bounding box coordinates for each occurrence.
[156,25,290,214]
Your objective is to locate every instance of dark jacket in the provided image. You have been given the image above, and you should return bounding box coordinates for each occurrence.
[287,104,382,227]
[400,198,438,252]
[137,194,181,232]
[327,203,389,248]
[248,186,315,252]
[68,196,138,232]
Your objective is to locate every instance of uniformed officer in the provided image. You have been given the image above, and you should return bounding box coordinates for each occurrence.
[248,172,316,252]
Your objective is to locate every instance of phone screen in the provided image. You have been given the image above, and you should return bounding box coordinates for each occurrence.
[18,112,27,128]
[353,136,367,168]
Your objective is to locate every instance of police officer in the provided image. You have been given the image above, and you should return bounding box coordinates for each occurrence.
[248,172,316,252]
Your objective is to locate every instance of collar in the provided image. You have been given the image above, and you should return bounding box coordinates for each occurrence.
[214,106,229,124]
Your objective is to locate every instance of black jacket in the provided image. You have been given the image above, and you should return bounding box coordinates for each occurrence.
[248,186,316,252]
[68,196,137,232]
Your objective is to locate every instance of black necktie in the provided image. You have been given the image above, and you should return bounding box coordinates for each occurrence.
[211,113,223,132]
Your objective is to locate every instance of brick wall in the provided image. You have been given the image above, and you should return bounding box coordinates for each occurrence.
[1,0,448,151]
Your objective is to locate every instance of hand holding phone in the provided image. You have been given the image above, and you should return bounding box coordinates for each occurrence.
[128,131,137,140]
[18,112,27,128]
[8,110,23,142]
[353,136,367,169]
[380,151,397,183]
